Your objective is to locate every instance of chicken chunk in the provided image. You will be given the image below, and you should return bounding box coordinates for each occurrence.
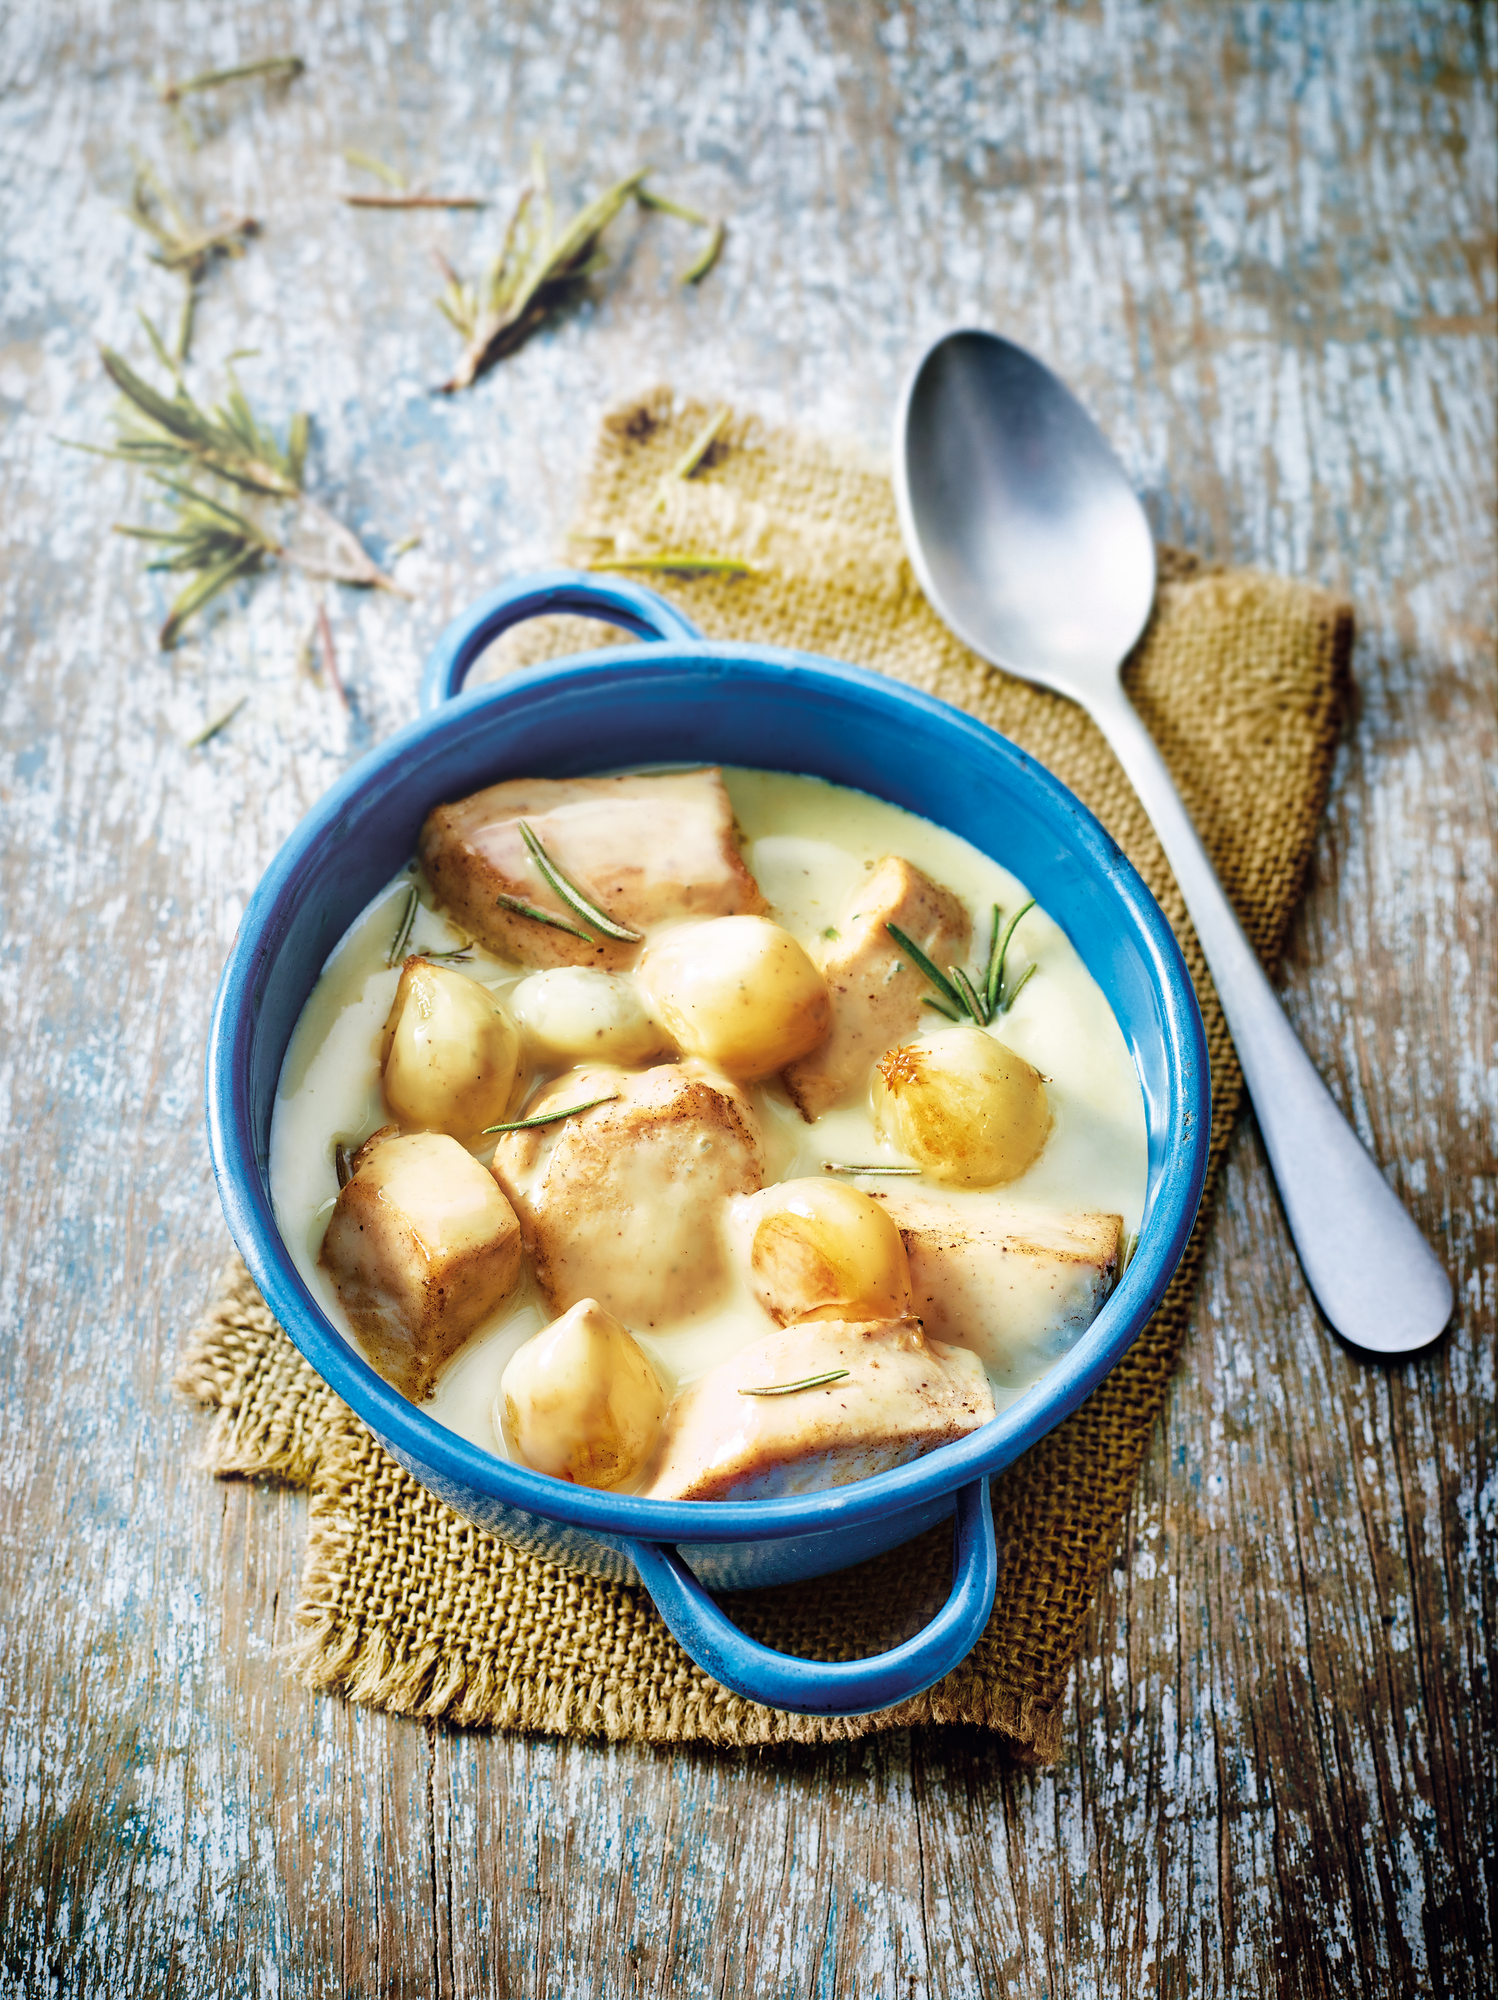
[782,855,969,1120]
[871,1191,1122,1383]
[491,1063,764,1328]
[420,767,767,970]
[320,1131,524,1399]
[644,1316,995,1500]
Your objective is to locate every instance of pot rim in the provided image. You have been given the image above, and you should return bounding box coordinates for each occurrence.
[207,635,1209,1546]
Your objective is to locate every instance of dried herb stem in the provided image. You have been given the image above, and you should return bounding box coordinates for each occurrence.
[820,1162,921,1176]
[483,1092,620,1135]
[342,191,487,209]
[739,1369,851,1398]
[519,823,642,943]
[159,55,304,104]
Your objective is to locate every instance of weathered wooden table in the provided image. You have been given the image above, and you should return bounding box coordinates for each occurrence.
[2,5,1493,1993]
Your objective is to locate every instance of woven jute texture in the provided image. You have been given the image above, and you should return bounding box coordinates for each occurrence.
[179,390,1352,1760]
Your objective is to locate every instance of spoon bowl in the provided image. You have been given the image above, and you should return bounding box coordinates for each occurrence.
[899,330,1155,691]
[894,327,1452,1357]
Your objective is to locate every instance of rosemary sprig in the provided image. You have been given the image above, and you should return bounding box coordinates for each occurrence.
[494,891,598,945]
[160,55,304,104]
[519,822,642,943]
[387,886,418,966]
[436,148,649,391]
[80,341,400,645]
[483,1092,620,1135]
[739,1369,851,1398]
[886,899,1038,1029]
[184,693,247,747]
[821,1162,922,1176]
[984,898,1036,1018]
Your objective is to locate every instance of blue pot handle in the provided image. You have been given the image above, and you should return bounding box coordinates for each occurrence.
[421,568,705,712]
[622,1477,997,1717]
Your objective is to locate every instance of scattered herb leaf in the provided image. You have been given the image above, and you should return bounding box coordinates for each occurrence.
[821,1162,922,1176]
[334,1140,351,1188]
[739,1368,851,1398]
[680,217,726,285]
[483,1091,620,1135]
[184,692,247,747]
[387,886,418,966]
[985,897,1036,1017]
[494,891,598,944]
[885,922,966,1016]
[159,55,304,104]
[586,553,756,577]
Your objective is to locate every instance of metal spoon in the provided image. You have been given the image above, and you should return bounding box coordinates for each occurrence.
[893,327,1452,1356]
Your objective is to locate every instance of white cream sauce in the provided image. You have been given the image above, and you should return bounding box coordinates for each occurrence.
[269,767,1148,1458]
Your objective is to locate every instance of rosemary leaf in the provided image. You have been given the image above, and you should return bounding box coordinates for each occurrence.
[635,187,708,225]
[1004,960,1038,1010]
[950,965,989,1027]
[184,693,247,747]
[159,55,304,104]
[886,922,966,1016]
[519,822,642,943]
[739,1368,851,1398]
[1119,1229,1139,1275]
[921,995,964,1022]
[586,553,755,577]
[483,1092,619,1135]
[820,1162,921,1176]
[342,191,488,209]
[494,891,598,944]
[386,886,418,967]
[342,149,408,190]
[334,1141,351,1189]
[665,404,730,484]
[681,218,726,285]
[987,897,1037,1015]
[159,546,264,648]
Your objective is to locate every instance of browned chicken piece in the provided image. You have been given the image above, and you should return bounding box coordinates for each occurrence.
[320,1131,524,1399]
[644,1316,995,1500]
[871,1191,1122,1384]
[782,855,969,1121]
[419,767,767,970]
[491,1063,764,1328]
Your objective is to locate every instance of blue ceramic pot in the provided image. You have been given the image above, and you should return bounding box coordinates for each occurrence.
[207,570,1208,1718]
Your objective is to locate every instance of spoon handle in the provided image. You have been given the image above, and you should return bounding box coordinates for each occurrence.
[1087,679,1452,1354]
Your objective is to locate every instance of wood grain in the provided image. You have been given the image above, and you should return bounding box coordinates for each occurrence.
[0,2,1492,1994]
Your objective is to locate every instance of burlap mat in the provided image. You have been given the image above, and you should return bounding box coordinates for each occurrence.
[179,390,1351,1760]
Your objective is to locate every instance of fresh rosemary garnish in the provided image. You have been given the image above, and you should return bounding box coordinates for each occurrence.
[483,1092,619,1135]
[886,899,1038,1028]
[159,54,304,104]
[124,164,257,359]
[184,693,247,747]
[77,340,400,646]
[519,823,642,943]
[739,1368,851,1398]
[387,885,419,966]
[334,1141,352,1189]
[984,898,1037,1018]
[821,1162,921,1176]
[494,891,598,945]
